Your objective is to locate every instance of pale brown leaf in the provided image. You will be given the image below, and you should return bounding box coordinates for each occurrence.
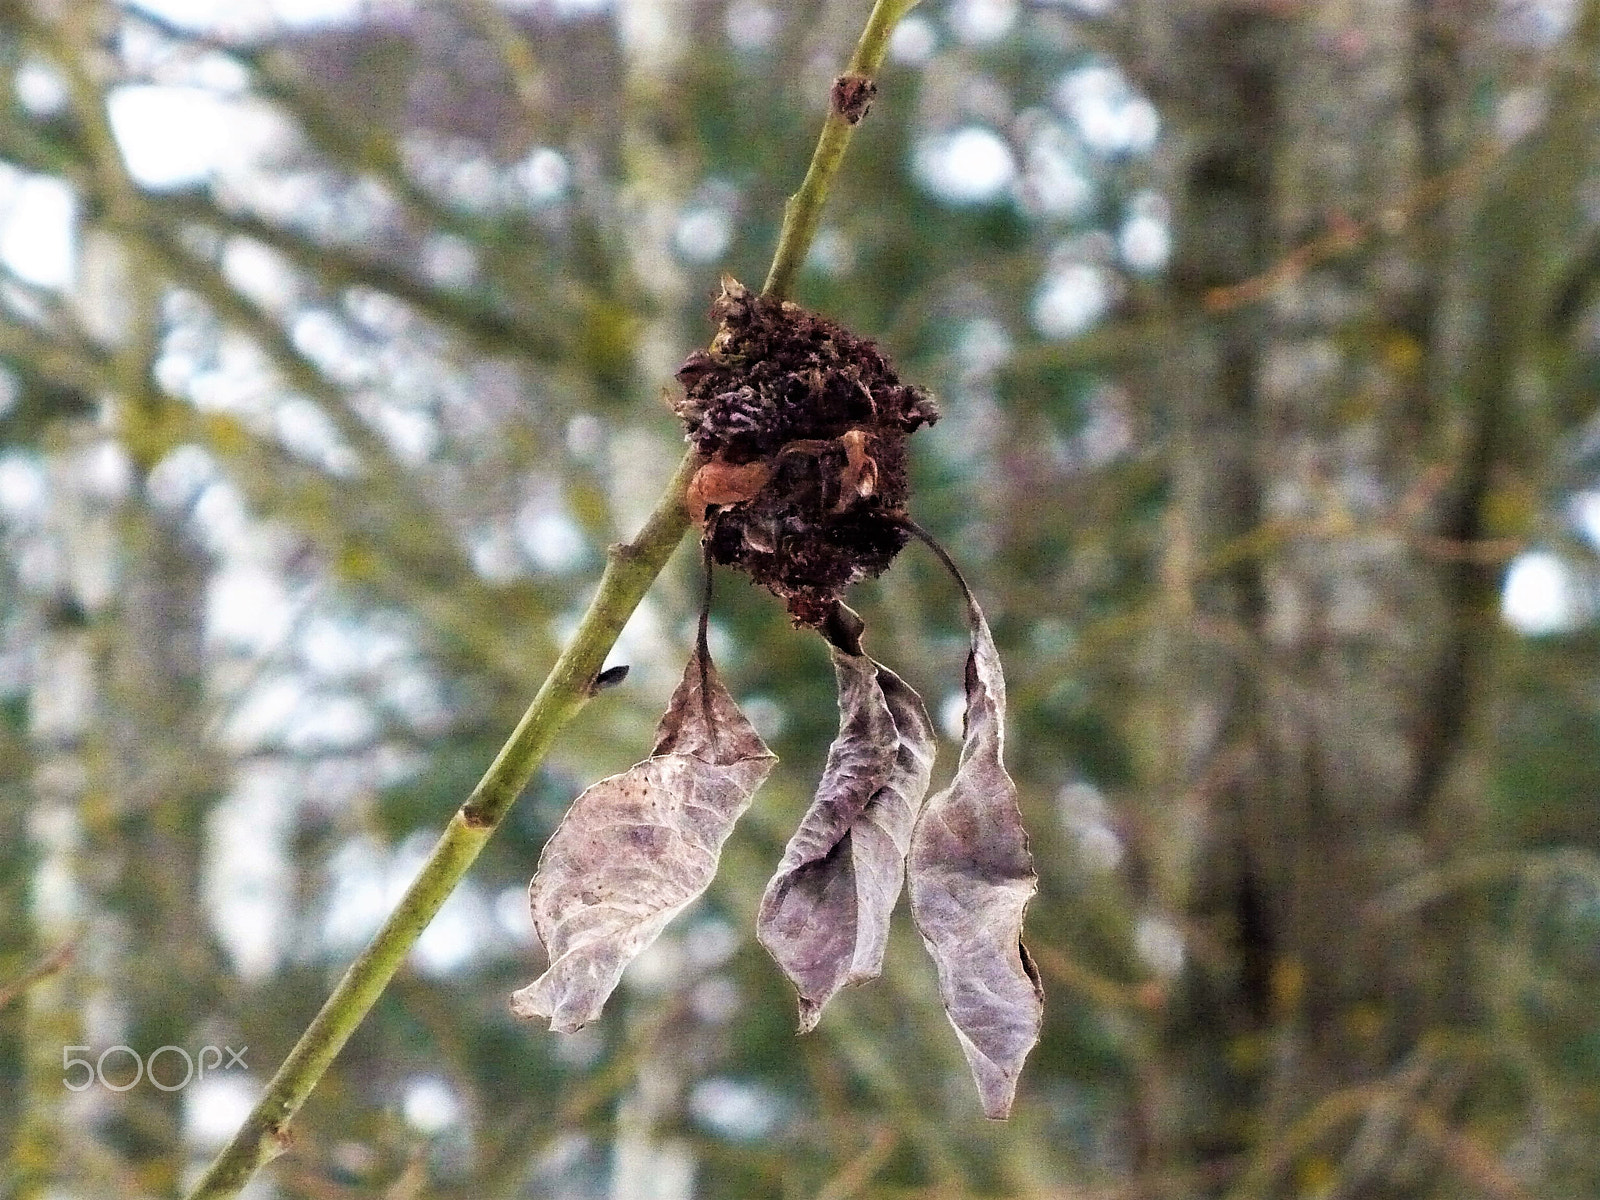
[686,456,774,525]
[907,599,1042,1119]
[511,645,776,1032]
[757,648,934,1030]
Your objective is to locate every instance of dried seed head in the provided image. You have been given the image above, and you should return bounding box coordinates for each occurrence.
[674,277,939,625]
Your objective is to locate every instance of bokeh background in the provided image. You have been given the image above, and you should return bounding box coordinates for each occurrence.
[4,0,1600,1197]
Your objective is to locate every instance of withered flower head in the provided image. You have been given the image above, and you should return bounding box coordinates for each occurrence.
[674,277,939,625]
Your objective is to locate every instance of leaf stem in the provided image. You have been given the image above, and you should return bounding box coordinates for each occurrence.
[900,517,981,625]
[184,3,919,1195]
[762,0,924,299]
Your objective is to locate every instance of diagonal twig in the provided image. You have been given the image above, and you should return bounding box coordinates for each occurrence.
[183,2,921,1195]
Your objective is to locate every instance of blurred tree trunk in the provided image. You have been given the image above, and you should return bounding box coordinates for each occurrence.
[99,495,230,1193]
[13,429,226,1193]
[1134,0,1599,1189]
[0,624,35,1187]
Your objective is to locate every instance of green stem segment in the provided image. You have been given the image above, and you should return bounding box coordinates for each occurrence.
[186,2,918,1196]
[762,0,922,300]
[185,453,698,1200]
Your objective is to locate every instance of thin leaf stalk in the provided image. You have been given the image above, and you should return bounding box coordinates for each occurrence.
[185,0,920,1192]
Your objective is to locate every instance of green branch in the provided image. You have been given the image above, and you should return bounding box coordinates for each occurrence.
[184,1,918,1195]
[762,0,920,299]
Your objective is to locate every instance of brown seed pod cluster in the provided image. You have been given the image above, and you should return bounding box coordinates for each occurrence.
[674,277,939,625]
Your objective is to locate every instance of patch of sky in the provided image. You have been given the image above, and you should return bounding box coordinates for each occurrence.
[108,78,299,192]
[298,612,410,679]
[1057,778,1124,873]
[1033,261,1114,339]
[1500,0,1579,46]
[725,0,779,51]
[691,976,741,1024]
[565,413,606,464]
[368,400,440,465]
[421,232,479,290]
[957,316,1013,374]
[804,227,855,278]
[208,560,295,653]
[469,523,526,583]
[29,639,92,742]
[674,205,733,264]
[939,690,965,742]
[184,1075,259,1150]
[1135,913,1185,978]
[126,0,377,36]
[0,167,75,290]
[949,0,1017,44]
[108,85,232,189]
[494,884,537,946]
[178,330,283,415]
[401,132,499,216]
[514,146,572,206]
[1015,111,1094,219]
[736,694,785,743]
[1119,191,1172,273]
[914,125,1017,206]
[118,20,252,92]
[147,444,220,511]
[319,831,497,973]
[689,1078,785,1141]
[0,452,50,526]
[378,667,451,735]
[403,1077,463,1135]
[516,501,587,572]
[81,441,135,504]
[343,285,415,337]
[413,873,495,974]
[1054,64,1159,157]
[218,672,304,752]
[274,395,361,475]
[685,915,740,969]
[13,55,69,118]
[1502,550,1582,636]
[206,765,294,980]
[1568,489,1600,551]
[189,478,251,552]
[549,0,612,18]
[11,537,59,598]
[889,14,938,64]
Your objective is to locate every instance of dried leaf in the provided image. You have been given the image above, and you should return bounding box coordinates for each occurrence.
[511,645,775,1032]
[686,456,775,525]
[908,599,1042,1119]
[834,428,879,511]
[758,648,934,1030]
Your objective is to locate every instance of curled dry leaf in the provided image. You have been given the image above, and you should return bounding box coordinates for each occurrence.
[686,457,775,526]
[757,646,935,1031]
[834,429,879,512]
[908,598,1042,1120]
[511,644,776,1032]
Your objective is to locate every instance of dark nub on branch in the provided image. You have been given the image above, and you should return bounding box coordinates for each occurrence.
[830,73,878,124]
[674,277,938,626]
